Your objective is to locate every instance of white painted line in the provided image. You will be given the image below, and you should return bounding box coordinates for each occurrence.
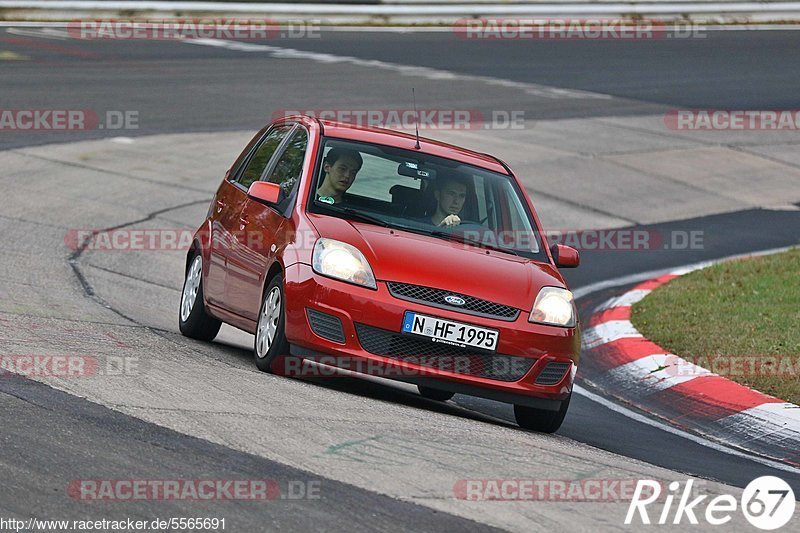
[3,1,800,16]
[669,261,715,276]
[574,384,800,475]
[6,27,71,39]
[184,38,612,100]
[593,288,651,312]
[572,245,795,300]
[606,353,711,392]
[325,24,800,31]
[581,319,642,348]
[2,22,800,31]
[702,24,800,29]
[741,402,800,425]
[726,402,800,431]
[573,269,675,300]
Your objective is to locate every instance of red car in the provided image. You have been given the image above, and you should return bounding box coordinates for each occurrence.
[179,115,581,432]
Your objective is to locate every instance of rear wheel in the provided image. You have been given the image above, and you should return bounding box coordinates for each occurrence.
[418,385,455,402]
[179,253,221,341]
[514,393,571,433]
[254,274,290,373]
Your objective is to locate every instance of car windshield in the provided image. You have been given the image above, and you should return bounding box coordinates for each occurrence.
[308,137,544,259]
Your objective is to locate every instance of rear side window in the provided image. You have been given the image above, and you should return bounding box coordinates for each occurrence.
[234,125,293,190]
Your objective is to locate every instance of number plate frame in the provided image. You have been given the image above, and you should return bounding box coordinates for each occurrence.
[401,311,499,352]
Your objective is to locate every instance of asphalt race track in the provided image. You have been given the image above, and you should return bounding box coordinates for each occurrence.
[1,27,800,531]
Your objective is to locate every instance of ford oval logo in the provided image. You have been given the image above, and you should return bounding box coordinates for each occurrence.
[444,295,465,306]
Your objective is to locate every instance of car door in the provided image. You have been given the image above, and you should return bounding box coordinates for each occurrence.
[205,176,246,306]
[225,125,309,320]
[210,124,294,313]
[205,129,268,306]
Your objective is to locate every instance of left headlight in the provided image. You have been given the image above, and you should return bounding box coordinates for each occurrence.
[529,286,576,327]
[312,238,377,289]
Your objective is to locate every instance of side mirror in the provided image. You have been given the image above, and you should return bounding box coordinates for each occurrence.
[247,181,281,205]
[551,243,580,268]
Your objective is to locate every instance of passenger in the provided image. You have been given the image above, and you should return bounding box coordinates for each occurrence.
[316,148,363,204]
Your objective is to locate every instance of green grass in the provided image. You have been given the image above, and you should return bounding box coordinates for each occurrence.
[631,247,800,405]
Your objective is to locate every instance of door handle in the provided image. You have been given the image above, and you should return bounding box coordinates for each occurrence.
[215,199,225,212]
[239,215,250,226]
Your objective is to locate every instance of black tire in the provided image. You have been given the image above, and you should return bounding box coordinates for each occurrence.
[179,252,222,342]
[254,274,290,373]
[514,393,571,433]
[418,385,455,402]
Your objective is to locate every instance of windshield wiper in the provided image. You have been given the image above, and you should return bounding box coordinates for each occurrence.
[429,230,520,256]
[321,205,389,227]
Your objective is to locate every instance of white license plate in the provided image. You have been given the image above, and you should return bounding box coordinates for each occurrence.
[402,311,499,352]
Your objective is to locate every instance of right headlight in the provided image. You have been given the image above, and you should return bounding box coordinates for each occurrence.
[312,238,377,289]
[529,286,576,327]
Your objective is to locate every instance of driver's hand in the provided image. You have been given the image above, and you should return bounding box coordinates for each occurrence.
[438,214,461,227]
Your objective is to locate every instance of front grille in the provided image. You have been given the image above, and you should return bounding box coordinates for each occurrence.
[306,308,346,344]
[354,323,534,382]
[386,282,520,321]
[535,361,572,385]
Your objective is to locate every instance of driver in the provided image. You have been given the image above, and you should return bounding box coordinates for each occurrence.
[316,148,363,204]
[429,175,469,227]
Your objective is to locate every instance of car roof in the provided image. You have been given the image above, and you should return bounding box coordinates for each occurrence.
[310,117,510,175]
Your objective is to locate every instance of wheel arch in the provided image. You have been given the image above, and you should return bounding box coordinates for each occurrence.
[186,240,200,273]
[262,260,285,298]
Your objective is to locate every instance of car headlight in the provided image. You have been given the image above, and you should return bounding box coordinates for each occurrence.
[529,286,576,327]
[312,238,377,289]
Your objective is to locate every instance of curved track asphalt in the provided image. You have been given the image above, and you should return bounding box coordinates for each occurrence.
[1,27,799,530]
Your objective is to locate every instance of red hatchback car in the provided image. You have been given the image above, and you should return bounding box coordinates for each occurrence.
[179,115,581,432]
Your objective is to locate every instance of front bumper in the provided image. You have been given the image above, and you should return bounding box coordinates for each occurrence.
[283,263,580,405]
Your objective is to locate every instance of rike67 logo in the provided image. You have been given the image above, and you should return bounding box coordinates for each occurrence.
[626,477,795,530]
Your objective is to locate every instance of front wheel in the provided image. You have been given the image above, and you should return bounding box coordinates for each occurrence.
[254,274,290,373]
[179,253,222,342]
[514,393,571,433]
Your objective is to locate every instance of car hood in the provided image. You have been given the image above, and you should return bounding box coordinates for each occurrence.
[307,214,566,312]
